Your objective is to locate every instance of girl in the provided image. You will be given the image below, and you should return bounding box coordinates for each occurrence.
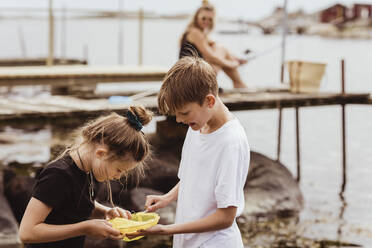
[179,3,248,88]
[19,106,153,248]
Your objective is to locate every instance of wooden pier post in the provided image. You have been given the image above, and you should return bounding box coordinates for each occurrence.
[118,0,124,65]
[341,59,347,193]
[47,0,54,66]
[276,107,282,162]
[295,106,301,182]
[61,6,67,59]
[17,26,27,58]
[279,0,288,84]
[138,7,144,66]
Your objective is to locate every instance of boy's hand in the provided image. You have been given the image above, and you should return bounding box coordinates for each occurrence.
[145,195,170,212]
[105,207,131,220]
[125,224,171,239]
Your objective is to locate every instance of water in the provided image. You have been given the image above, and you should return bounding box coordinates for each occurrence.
[1,16,372,246]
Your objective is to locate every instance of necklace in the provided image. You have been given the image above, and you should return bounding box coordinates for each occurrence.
[77,149,94,202]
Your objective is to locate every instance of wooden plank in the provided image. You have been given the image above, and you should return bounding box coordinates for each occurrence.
[0,65,168,87]
[0,92,369,123]
[0,58,87,67]
[0,98,70,113]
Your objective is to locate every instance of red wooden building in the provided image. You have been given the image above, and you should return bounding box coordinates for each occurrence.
[352,4,372,19]
[320,4,347,23]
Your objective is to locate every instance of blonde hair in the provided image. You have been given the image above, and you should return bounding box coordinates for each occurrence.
[60,106,153,207]
[180,4,215,46]
[80,106,152,162]
[158,56,218,115]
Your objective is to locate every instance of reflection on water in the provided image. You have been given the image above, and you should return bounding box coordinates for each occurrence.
[337,190,347,244]
[0,126,51,165]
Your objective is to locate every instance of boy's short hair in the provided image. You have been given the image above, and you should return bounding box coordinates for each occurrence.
[158,56,218,115]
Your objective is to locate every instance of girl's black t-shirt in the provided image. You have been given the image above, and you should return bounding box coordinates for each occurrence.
[26,154,97,248]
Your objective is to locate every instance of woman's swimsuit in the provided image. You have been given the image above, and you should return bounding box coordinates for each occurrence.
[179,33,203,59]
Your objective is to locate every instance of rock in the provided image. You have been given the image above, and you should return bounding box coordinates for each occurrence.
[0,170,22,248]
[129,187,176,225]
[3,169,35,223]
[126,118,185,194]
[138,152,179,194]
[243,152,304,218]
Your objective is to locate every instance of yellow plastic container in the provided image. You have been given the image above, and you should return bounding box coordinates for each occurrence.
[109,212,160,242]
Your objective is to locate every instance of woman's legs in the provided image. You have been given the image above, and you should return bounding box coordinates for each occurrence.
[209,43,247,88]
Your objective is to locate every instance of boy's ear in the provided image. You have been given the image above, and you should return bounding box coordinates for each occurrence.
[205,94,216,108]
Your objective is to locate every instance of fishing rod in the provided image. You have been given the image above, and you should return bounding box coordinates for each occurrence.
[243,36,298,62]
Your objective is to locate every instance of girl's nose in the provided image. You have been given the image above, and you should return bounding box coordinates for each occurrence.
[176,115,182,123]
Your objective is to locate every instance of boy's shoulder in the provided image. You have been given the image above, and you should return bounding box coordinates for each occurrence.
[219,119,246,140]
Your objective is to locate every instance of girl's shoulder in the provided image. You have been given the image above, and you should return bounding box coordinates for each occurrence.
[37,155,76,179]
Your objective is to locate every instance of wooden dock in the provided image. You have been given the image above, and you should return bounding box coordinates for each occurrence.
[0,65,168,87]
[0,91,369,125]
[0,58,87,67]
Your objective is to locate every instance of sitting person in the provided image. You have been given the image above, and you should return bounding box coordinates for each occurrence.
[179,3,248,88]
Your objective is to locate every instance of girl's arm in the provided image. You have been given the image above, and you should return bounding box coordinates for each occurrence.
[94,201,131,219]
[129,206,237,237]
[19,197,123,244]
[187,28,238,69]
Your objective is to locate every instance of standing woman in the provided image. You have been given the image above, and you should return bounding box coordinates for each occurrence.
[19,106,152,248]
[179,3,248,88]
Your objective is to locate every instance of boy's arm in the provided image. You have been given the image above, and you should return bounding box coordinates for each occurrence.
[145,182,179,212]
[129,206,237,237]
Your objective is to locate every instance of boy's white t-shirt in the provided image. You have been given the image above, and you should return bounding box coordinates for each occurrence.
[173,118,250,248]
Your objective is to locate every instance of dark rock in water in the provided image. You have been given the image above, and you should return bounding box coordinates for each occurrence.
[243,152,304,218]
[3,168,35,223]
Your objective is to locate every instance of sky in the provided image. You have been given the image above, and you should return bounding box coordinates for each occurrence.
[0,0,370,20]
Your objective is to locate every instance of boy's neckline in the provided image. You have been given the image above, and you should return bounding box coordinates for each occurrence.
[198,117,237,136]
[200,110,235,134]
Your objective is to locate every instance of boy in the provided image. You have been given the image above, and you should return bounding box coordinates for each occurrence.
[133,56,250,247]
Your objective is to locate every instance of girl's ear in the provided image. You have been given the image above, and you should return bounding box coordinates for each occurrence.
[95,147,108,159]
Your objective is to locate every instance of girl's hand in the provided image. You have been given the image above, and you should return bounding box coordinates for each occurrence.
[145,195,170,212]
[84,219,124,240]
[125,224,171,239]
[105,207,131,220]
